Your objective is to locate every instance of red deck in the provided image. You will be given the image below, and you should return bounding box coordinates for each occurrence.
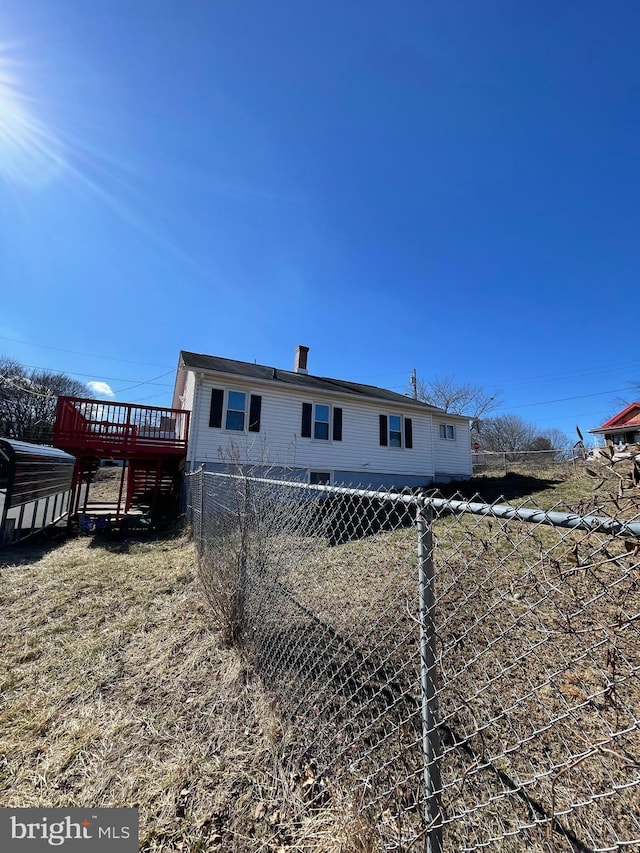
[53,397,190,521]
[53,396,189,458]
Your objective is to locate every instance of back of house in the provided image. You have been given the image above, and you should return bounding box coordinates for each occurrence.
[172,346,472,488]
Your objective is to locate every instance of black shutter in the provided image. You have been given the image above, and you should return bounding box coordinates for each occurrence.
[404,417,413,449]
[248,395,262,433]
[301,403,312,438]
[333,407,342,441]
[209,388,224,428]
[379,414,388,446]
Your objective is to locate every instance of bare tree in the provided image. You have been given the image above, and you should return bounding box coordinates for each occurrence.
[540,427,573,459]
[479,414,540,460]
[611,384,640,421]
[478,416,574,463]
[414,374,502,419]
[0,356,88,444]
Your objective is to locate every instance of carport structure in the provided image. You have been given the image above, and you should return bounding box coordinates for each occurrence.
[53,396,190,522]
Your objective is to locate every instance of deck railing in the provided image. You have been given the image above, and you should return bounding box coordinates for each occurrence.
[53,396,190,456]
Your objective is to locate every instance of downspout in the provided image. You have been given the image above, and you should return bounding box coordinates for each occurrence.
[429,413,435,483]
[188,372,203,472]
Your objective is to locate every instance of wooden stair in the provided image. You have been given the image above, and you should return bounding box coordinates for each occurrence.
[127,460,182,519]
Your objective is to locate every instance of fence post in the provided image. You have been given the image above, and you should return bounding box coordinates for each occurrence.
[416,501,442,853]
[236,476,250,635]
[198,469,204,550]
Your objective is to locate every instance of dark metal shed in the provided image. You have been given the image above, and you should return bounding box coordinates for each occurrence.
[0,438,75,546]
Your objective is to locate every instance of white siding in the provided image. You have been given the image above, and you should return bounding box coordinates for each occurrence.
[188,374,437,484]
[182,371,197,466]
[183,371,196,412]
[433,416,472,479]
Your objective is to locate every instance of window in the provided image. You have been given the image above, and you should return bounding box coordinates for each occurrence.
[439,423,455,440]
[389,415,402,447]
[209,389,262,433]
[310,471,331,485]
[301,403,342,441]
[225,391,246,431]
[314,404,330,440]
[379,414,413,449]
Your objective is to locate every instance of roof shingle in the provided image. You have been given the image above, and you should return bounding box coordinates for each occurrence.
[178,351,457,415]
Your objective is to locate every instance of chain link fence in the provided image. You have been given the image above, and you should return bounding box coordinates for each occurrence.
[185,468,640,852]
[472,448,583,476]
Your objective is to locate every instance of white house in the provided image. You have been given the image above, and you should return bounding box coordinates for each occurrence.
[172,346,472,488]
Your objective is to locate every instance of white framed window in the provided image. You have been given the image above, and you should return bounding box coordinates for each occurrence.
[379,414,413,449]
[439,423,456,440]
[314,404,330,441]
[209,388,262,433]
[225,390,247,431]
[388,414,402,447]
[301,403,343,442]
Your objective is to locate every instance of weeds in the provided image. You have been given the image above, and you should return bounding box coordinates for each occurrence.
[0,532,369,851]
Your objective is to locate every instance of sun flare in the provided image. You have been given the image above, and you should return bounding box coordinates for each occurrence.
[0,48,65,189]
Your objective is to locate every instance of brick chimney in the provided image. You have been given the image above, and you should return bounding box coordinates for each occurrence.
[295,345,309,374]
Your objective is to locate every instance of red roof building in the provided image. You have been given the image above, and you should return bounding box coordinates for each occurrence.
[589,402,640,447]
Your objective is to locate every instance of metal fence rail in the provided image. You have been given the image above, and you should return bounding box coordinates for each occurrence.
[472,448,583,476]
[185,469,640,852]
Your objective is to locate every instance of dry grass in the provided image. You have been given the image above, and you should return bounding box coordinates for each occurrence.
[209,461,640,851]
[0,531,371,851]
[430,508,640,851]
[467,456,639,512]
[89,466,125,502]
[3,459,637,852]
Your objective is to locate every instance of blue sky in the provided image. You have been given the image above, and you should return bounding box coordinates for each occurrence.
[1,0,639,443]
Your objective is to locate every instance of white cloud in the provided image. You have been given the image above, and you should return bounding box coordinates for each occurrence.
[87,381,115,397]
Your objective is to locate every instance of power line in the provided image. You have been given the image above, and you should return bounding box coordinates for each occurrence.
[0,373,55,398]
[2,361,174,397]
[486,360,640,390]
[116,369,175,393]
[19,363,173,387]
[130,391,172,403]
[0,335,172,368]
[506,386,637,410]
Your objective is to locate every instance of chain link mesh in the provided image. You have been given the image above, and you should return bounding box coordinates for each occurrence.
[186,469,640,851]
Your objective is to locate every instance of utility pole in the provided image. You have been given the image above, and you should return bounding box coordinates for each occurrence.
[410,369,418,400]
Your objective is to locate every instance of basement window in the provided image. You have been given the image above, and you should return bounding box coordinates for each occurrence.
[310,471,331,485]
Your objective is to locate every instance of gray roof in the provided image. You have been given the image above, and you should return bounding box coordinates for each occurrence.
[0,437,75,463]
[178,351,456,415]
